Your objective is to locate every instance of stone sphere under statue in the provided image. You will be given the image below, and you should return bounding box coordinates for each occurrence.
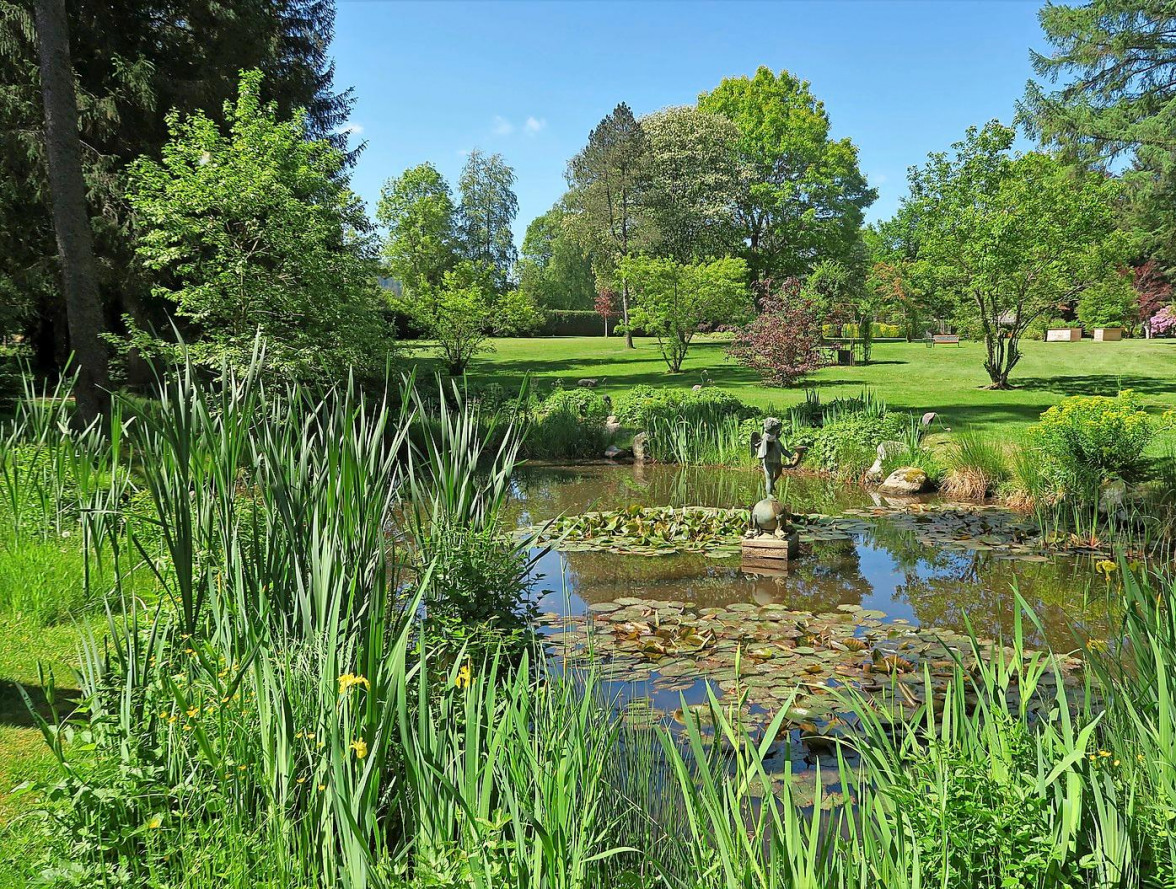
[750,497,788,534]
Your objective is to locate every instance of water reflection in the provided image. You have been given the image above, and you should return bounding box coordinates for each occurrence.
[512,463,1112,649]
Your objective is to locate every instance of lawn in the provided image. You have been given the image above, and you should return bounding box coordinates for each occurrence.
[410,335,1176,435]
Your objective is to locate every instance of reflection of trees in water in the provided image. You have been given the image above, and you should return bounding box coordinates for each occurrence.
[508,464,873,523]
[556,540,875,614]
[895,554,1107,650]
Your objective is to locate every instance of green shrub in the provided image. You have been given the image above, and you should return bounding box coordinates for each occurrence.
[525,388,612,458]
[1076,278,1137,329]
[1029,390,1159,498]
[808,413,906,477]
[611,386,755,430]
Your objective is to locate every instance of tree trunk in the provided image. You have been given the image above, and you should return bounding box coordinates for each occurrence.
[621,281,634,349]
[35,0,109,425]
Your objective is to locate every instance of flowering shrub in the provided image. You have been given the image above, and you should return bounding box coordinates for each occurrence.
[1029,390,1158,496]
[1148,305,1176,337]
[727,280,829,386]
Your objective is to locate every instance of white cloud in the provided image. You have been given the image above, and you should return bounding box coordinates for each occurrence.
[870,172,888,185]
[492,115,514,136]
[335,122,364,136]
[523,116,546,135]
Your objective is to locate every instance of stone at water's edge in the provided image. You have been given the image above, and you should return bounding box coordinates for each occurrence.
[604,444,633,461]
[632,431,648,460]
[878,466,930,495]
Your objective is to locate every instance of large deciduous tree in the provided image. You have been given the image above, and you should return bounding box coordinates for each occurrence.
[457,148,518,292]
[517,205,596,309]
[126,71,387,383]
[641,105,743,262]
[33,0,108,424]
[618,255,749,372]
[904,121,1129,389]
[565,102,652,348]
[376,163,457,295]
[1021,0,1176,271]
[697,67,876,282]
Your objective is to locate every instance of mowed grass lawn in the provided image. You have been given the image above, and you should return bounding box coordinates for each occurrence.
[408,335,1176,435]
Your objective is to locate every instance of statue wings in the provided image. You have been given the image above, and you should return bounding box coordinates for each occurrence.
[749,430,762,461]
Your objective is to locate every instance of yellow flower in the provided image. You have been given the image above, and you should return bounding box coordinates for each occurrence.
[146,815,163,830]
[1098,750,1112,758]
[455,664,472,689]
[337,673,371,695]
[186,707,199,719]
[318,783,327,792]
[296,777,306,784]
[349,738,368,759]
[1095,559,1117,577]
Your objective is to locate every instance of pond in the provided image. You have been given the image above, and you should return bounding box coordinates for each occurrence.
[508,463,1110,771]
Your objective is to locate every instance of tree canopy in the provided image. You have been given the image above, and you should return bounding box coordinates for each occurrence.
[902,121,1129,388]
[697,66,876,282]
[619,255,750,372]
[127,71,388,382]
[376,162,457,295]
[517,205,596,310]
[457,148,518,292]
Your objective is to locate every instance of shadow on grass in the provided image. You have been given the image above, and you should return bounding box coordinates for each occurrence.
[0,679,77,730]
[1011,374,1172,398]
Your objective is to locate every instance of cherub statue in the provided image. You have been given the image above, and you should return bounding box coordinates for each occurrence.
[750,417,786,497]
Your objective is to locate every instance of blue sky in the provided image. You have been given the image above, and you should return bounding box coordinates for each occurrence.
[333,0,1047,244]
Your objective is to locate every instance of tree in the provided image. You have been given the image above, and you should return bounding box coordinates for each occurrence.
[1135,258,1173,331]
[618,255,749,372]
[594,287,618,336]
[457,149,517,292]
[34,0,109,424]
[126,71,388,382]
[641,105,743,261]
[904,122,1129,388]
[697,67,876,282]
[565,102,652,348]
[377,163,457,295]
[727,279,829,386]
[1021,0,1176,270]
[517,205,596,309]
[410,262,494,375]
[2,0,355,376]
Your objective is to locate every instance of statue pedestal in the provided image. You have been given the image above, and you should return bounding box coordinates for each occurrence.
[740,531,800,568]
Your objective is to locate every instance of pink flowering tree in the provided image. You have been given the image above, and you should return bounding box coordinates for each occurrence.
[594,287,618,337]
[1149,305,1176,337]
[727,279,830,386]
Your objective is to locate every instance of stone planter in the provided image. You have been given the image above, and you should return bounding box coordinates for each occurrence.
[1093,327,1123,342]
[1045,327,1083,342]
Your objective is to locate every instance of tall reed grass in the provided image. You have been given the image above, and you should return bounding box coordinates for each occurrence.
[5,358,1176,888]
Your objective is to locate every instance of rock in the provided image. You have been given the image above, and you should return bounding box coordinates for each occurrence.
[866,440,906,482]
[632,432,648,461]
[577,378,599,388]
[877,466,929,496]
[1099,479,1127,515]
[604,444,633,461]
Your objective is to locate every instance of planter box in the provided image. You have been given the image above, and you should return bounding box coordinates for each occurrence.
[1093,327,1123,342]
[1045,327,1083,342]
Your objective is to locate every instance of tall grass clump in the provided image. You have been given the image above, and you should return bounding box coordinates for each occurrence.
[941,428,1010,500]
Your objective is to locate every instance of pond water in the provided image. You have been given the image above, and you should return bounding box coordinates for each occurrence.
[512,462,1111,649]
[508,463,1110,767]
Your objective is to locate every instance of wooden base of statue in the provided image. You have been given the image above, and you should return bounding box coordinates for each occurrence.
[740,531,800,569]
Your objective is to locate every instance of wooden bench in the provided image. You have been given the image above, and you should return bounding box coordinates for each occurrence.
[931,334,961,347]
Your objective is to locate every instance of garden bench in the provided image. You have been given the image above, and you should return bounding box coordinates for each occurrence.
[930,334,961,346]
